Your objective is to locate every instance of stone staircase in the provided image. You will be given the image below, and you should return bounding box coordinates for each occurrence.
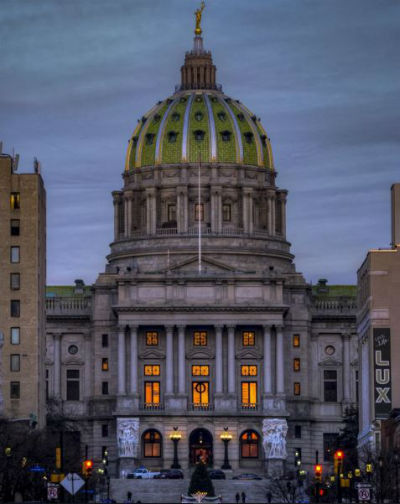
[109,478,270,503]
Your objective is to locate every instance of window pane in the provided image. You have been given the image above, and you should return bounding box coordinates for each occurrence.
[293,358,301,372]
[11,327,20,345]
[249,382,257,404]
[10,246,20,263]
[102,425,109,437]
[10,300,20,317]
[294,382,301,395]
[192,382,209,404]
[193,331,207,346]
[10,354,20,372]
[102,381,109,395]
[102,334,108,347]
[67,369,79,379]
[10,219,20,236]
[66,380,80,401]
[10,192,20,209]
[102,358,109,371]
[293,334,300,347]
[243,331,255,346]
[10,381,20,399]
[146,332,158,346]
[241,382,249,404]
[10,273,20,290]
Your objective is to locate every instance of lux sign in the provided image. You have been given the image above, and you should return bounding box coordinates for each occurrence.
[373,328,392,417]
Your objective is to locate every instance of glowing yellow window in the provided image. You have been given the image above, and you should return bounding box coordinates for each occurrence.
[294,382,301,396]
[193,331,207,346]
[293,358,301,372]
[146,332,158,346]
[145,381,160,405]
[101,358,109,371]
[242,331,255,346]
[192,365,209,376]
[192,381,209,405]
[144,365,160,376]
[293,334,300,347]
[241,382,257,406]
[10,192,20,210]
[241,365,257,376]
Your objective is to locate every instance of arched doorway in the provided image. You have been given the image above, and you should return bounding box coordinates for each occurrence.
[189,428,213,466]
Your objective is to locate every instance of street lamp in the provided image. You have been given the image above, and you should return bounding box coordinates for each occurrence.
[220,427,233,470]
[170,427,182,469]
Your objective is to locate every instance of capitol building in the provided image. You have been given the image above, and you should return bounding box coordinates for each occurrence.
[1,6,360,477]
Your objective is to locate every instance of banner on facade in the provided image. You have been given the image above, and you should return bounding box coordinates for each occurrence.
[373,328,392,418]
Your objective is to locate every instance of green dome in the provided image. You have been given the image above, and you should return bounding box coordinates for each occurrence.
[125,91,274,171]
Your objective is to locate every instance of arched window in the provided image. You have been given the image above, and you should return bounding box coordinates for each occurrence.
[143,429,162,458]
[240,430,259,458]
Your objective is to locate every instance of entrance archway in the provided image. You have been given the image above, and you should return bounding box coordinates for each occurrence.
[189,428,213,466]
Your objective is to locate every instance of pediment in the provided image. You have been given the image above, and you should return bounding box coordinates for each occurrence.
[140,349,165,359]
[318,357,342,367]
[62,357,84,366]
[236,349,262,360]
[162,256,236,274]
[186,349,214,359]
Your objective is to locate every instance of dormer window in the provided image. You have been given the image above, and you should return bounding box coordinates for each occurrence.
[195,111,204,122]
[167,131,178,143]
[220,130,232,142]
[194,130,205,142]
[217,112,226,122]
[195,96,202,103]
[141,116,147,123]
[211,96,218,103]
[261,134,267,145]
[172,112,180,122]
[180,97,187,103]
[153,114,161,123]
[131,136,138,147]
[237,113,245,122]
[145,133,155,145]
[244,132,254,144]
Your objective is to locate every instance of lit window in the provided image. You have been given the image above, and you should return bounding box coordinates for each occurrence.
[240,430,259,458]
[146,332,158,346]
[293,358,301,372]
[144,365,160,376]
[241,365,257,376]
[10,300,20,318]
[144,381,160,405]
[10,354,20,372]
[10,246,20,263]
[294,382,301,396]
[192,381,209,406]
[10,192,20,210]
[10,381,20,399]
[102,358,109,371]
[194,203,204,222]
[324,370,337,402]
[102,334,109,348]
[193,331,207,346]
[241,382,257,407]
[242,331,255,346]
[102,381,109,395]
[222,204,231,222]
[10,327,20,345]
[10,219,20,236]
[10,273,20,290]
[192,365,209,376]
[143,429,162,457]
[66,370,80,401]
[293,334,300,347]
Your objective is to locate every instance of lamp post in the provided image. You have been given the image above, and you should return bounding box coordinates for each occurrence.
[220,428,232,470]
[170,427,182,469]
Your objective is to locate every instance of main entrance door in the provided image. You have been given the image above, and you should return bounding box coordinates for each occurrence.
[189,428,213,466]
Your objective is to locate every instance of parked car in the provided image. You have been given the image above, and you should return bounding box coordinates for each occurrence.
[154,469,171,479]
[232,473,262,480]
[127,466,161,479]
[208,469,226,480]
[155,469,184,479]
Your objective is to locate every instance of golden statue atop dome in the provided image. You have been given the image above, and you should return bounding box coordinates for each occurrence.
[194,1,205,35]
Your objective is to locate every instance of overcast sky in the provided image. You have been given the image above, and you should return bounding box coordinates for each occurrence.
[1,0,399,286]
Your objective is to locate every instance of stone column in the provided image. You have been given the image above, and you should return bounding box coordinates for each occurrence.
[215,326,223,394]
[83,333,92,399]
[276,326,285,395]
[211,189,218,232]
[227,326,236,394]
[242,190,249,233]
[112,192,121,241]
[146,190,152,235]
[267,196,273,235]
[271,194,276,235]
[124,195,129,238]
[263,325,272,395]
[178,326,186,394]
[166,326,174,395]
[53,334,61,398]
[130,326,138,395]
[281,194,287,238]
[118,328,126,395]
[126,191,133,238]
[248,191,254,234]
[343,333,351,403]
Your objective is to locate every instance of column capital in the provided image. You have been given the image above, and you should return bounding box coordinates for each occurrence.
[226,325,236,331]
[128,324,138,332]
[262,324,272,332]
[176,325,186,331]
[165,325,174,333]
[214,324,224,331]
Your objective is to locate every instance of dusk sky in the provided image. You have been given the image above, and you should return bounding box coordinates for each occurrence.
[1,0,399,286]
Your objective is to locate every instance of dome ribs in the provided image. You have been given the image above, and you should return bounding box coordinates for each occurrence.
[155,97,180,165]
[181,93,195,162]
[203,94,217,162]
[218,97,243,164]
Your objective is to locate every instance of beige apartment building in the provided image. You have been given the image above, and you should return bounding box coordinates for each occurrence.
[0,152,46,427]
[357,184,400,452]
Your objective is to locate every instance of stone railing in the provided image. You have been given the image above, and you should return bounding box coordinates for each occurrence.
[139,402,165,411]
[312,297,357,315]
[122,227,279,240]
[46,296,92,317]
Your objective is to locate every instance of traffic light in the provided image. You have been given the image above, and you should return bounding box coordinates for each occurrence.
[294,449,302,468]
[314,464,323,482]
[334,450,344,474]
[82,459,93,478]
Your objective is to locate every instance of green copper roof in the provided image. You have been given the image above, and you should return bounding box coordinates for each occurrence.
[125,91,274,171]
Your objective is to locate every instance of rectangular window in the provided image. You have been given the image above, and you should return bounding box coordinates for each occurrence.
[293,358,301,372]
[168,204,176,223]
[10,219,20,236]
[293,334,300,347]
[194,203,204,221]
[102,334,109,348]
[144,381,160,405]
[10,354,20,372]
[46,369,49,400]
[144,365,160,376]
[102,381,109,395]
[146,331,158,346]
[241,382,257,406]
[192,365,209,376]
[323,433,338,461]
[10,300,20,317]
[102,358,109,371]
[10,273,20,290]
[241,365,257,376]
[66,370,80,401]
[192,381,209,405]
[10,246,20,263]
[102,424,109,437]
[324,370,338,402]
[10,381,20,399]
[294,425,302,439]
[222,204,231,222]
[10,192,20,210]
[10,327,20,345]
[294,382,301,396]
[242,331,255,346]
[193,331,207,346]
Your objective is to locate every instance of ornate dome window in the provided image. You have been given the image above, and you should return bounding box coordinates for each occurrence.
[68,345,78,355]
[195,111,204,122]
[217,112,226,122]
[195,96,202,103]
[220,130,232,142]
[145,133,155,145]
[167,131,179,143]
[131,136,138,147]
[172,112,180,122]
[153,114,161,123]
[180,97,187,103]
[210,96,218,103]
[237,113,245,122]
[260,134,267,145]
[193,129,205,141]
[244,132,254,144]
